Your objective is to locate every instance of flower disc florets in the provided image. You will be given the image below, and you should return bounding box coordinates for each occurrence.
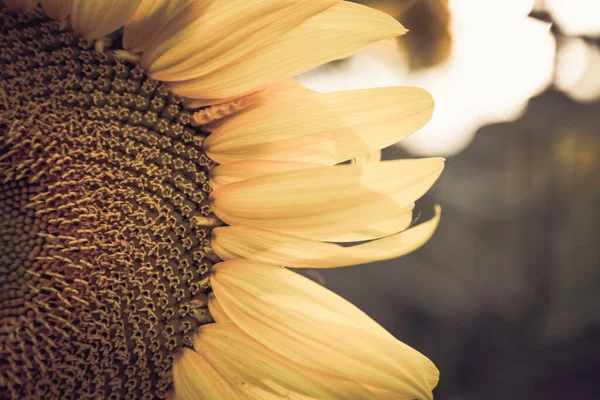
[0,6,219,399]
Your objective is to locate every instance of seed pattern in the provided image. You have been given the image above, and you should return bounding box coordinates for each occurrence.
[0,6,218,399]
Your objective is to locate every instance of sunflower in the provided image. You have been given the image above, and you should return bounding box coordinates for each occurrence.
[0,1,443,399]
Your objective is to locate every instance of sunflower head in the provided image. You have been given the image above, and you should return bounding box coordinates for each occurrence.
[1,1,443,399]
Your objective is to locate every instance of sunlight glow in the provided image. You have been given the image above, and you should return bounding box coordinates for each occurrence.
[545,0,600,37]
[555,37,600,103]
[296,0,555,156]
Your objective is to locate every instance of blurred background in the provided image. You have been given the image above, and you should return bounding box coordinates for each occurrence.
[296,1,600,398]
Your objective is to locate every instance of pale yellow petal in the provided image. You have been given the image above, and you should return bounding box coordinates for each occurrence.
[40,0,70,22]
[195,322,376,399]
[123,0,203,53]
[69,0,143,40]
[207,292,230,322]
[210,160,421,242]
[173,348,241,400]
[209,160,321,190]
[211,206,441,268]
[166,2,406,102]
[211,260,438,399]
[365,386,417,400]
[3,0,38,12]
[210,159,444,242]
[352,150,382,165]
[143,0,339,81]
[130,0,210,56]
[239,384,316,400]
[204,87,432,165]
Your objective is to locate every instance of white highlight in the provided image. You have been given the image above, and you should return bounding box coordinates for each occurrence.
[545,0,600,37]
[555,37,600,102]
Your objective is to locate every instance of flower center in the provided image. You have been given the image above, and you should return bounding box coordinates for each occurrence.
[0,6,218,400]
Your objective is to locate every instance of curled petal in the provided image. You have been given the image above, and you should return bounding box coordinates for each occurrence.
[205,86,433,165]
[211,206,441,268]
[211,260,439,399]
[210,158,444,242]
[336,208,415,242]
[167,1,406,103]
[69,0,143,40]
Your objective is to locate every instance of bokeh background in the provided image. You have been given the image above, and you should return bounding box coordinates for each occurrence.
[296,1,600,398]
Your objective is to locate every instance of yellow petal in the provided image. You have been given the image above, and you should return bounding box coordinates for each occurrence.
[3,0,38,12]
[195,322,376,399]
[166,1,406,102]
[192,79,314,132]
[352,150,382,165]
[209,160,321,190]
[211,206,441,268]
[239,385,316,400]
[207,292,230,323]
[40,0,70,22]
[210,158,444,242]
[204,86,432,165]
[69,0,143,40]
[333,208,415,242]
[123,0,204,53]
[173,348,241,400]
[237,384,316,400]
[143,0,338,81]
[185,78,312,110]
[366,386,419,400]
[211,260,438,399]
